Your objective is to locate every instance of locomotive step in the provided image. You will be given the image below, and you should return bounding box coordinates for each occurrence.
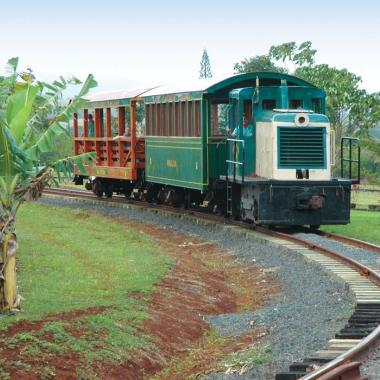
[275,371,307,380]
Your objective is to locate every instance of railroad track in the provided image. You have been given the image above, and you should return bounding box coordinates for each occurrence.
[42,187,380,380]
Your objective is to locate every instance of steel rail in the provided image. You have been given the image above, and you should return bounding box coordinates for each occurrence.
[271,231,380,380]
[317,230,380,255]
[42,187,380,379]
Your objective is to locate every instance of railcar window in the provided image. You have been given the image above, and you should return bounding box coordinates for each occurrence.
[151,104,157,135]
[145,104,151,135]
[312,98,322,114]
[174,102,179,136]
[262,99,277,110]
[111,108,118,136]
[76,110,84,136]
[187,101,193,137]
[146,100,200,137]
[168,103,173,136]
[210,103,229,136]
[161,104,167,136]
[156,104,161,136]
[289,99,303,109]
[180,102,186,136]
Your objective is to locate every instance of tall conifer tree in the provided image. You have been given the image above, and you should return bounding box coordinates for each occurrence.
[199,49,212,79]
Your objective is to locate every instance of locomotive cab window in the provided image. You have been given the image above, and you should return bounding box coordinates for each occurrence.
[262,99,276,110]
[312,98,322,114]
[289,99,303,109]
[210,103,229,136]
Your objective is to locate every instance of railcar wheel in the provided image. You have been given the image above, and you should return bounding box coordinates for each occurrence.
[105,190,113,198]
[96,190,103,198]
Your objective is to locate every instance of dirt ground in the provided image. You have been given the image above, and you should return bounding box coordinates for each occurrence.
[0,218,278,379]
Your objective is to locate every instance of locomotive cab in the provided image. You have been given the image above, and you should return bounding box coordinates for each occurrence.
[225,79,359,227]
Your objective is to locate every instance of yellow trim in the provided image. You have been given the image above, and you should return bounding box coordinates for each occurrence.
[206,100,209,184]
[148,145,202,150]
[147,175,207,186]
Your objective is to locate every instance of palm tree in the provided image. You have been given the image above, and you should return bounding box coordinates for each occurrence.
[0,58,97,313]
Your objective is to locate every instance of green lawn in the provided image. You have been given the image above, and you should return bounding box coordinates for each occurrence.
[0,203,172,378]
[351,190,380,209]
[323,210,380,245]
[1,202,171,328]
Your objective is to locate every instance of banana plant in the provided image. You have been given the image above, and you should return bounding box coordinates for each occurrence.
[0,58,97,313]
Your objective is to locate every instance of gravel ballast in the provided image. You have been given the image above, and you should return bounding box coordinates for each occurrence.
[294,232,380,273]
[38,196,355,379]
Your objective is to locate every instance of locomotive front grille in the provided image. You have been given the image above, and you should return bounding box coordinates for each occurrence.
[278,126,326,169]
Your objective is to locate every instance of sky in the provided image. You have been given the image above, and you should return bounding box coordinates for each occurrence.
[1,0,380,94]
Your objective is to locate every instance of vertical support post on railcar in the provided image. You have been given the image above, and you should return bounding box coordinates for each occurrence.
[118,107,125,166]
[73,113,79,155]
[130,101,137,171]
[106,108,111,137]
[95,109,101,137]
[83,109,88,138]
[106,108,112,167]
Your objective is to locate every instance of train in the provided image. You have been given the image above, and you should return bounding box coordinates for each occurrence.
[72,72,360,228]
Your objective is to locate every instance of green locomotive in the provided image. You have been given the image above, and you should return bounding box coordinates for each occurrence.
[73,72,360,227]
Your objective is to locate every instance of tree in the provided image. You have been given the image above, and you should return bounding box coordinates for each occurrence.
[233,55,286,74]
[199,49,212,79]
[0,58,97,313]
[235,41,380,168]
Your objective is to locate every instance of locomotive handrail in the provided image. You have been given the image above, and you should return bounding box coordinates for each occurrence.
[341,137,360,184]
[226,138,245,183]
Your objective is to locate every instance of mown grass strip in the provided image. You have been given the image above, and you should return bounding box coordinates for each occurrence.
[323,210,380,245]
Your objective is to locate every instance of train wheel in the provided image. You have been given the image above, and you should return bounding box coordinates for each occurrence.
[105,190,113,198]
[96,190,103,198]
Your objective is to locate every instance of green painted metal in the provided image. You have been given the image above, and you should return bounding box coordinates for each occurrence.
[145,137,207,190]
[273,113,329,123]
[206,72,318,94]
[277,126,327,169]
[207,137,226,178]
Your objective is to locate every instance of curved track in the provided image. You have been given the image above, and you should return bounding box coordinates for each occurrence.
[42,187,380,380]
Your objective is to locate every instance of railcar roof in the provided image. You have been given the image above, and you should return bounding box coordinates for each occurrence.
[84,72,318,107]
[87,87,158,102]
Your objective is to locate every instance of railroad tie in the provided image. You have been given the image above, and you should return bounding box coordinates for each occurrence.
[274,240,379,380]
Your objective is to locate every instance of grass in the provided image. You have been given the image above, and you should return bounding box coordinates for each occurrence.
[323,210,380,245]
[0,202,172,377]
[351,190,380,208]
[2,202,171,327]
[221,341,273,371]
[360,184,380,191]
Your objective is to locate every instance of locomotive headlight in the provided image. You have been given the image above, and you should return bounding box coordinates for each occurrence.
[295,113,309,126]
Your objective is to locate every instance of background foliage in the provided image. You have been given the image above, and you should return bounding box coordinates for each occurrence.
[235,41,380,183]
